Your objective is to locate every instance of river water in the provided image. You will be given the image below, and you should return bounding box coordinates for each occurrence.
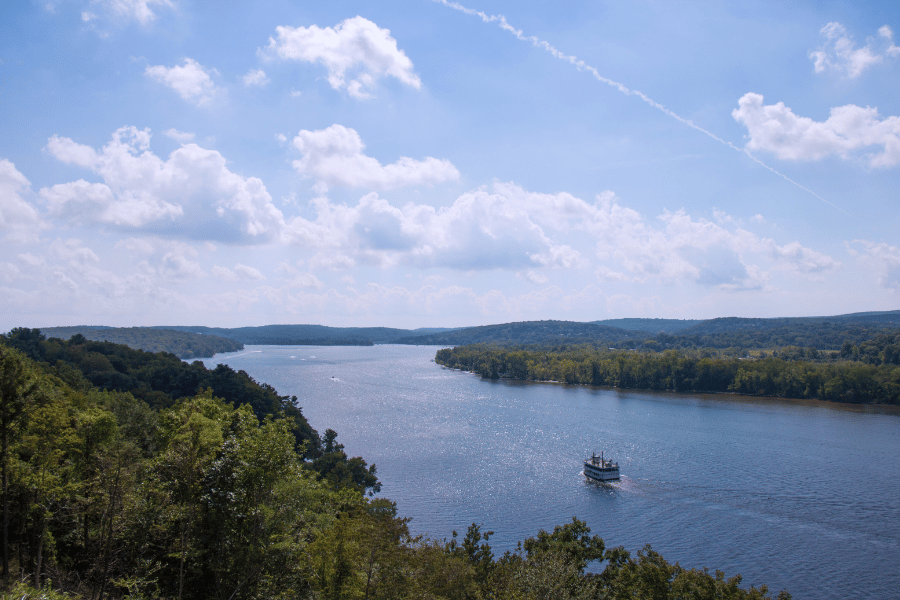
[202,345,900,600]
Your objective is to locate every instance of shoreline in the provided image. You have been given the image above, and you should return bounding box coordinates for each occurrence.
[438,364,900,415]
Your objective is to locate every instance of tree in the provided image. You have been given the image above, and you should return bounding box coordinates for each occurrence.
[310,429,381,496]
[0,347,43,580]
[155,393,228,600]
[523,517,605,575]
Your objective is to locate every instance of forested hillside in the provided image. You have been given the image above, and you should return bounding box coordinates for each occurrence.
[394,320,642,346]
[158,324,433,345]
[406,312,900,351]
[435,343,900,404]
[38,311,900,351]
[38,326,243,359]
[591,318,699,333]
[0,330,789,599]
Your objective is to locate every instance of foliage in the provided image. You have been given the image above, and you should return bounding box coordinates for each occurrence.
[159,324,420,345]
[0,329,319,454]
[34,327,242,360]
[0,334,789,600]
[436,344,900,404]
[400,311,900,350]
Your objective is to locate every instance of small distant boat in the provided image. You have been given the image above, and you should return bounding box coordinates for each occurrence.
[584,451,619,481]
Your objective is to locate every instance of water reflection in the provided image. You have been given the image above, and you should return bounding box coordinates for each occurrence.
[204,345,900,600]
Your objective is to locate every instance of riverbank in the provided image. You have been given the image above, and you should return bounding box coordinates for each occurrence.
[435,345,900,405]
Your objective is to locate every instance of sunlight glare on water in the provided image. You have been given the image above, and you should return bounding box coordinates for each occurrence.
[203,345,900,600]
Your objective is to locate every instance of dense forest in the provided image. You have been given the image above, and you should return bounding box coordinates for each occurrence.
[158,324,448,346]
[435,342,900,404]
[395,311,900,349]
[38,327,243,360]
[0,329,790,599]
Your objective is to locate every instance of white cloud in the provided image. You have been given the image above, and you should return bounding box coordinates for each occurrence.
[809,22,900,78]
[262,16,420,99]
[234,262,265,280]
[212,265,238,280]
[163,128,195,143]
[732,92,900,167]
[292,124,459,190]
[145,58,218,106]
[523,270,548,285]
[712,208,734,225]
[42,126,285,243]
[284,184,582,271]
[286,272,324,289]
[309,252,356,270]
[0,159,44,243]
[587,197,837,287]
[115,236,158,255]
[849,240,900,290]
[48,238,99,264]
[242,68,269,87]
[767,241,840,276]
[74,0,173,29]
[161,251,204,279]
[104,0,173,25]
[278,181,838,291]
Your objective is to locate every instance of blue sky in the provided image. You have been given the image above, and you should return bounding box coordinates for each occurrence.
[1,0,898,329]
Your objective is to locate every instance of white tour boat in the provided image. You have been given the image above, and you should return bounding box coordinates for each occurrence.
[584,451,620,481]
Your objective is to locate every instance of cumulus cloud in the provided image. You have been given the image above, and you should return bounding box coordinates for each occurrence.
[145,58,218,106]
[283,184,582,271]
[732,92,900,167]
[849,240,900,290]
[767,241,839,275]
[212,265,238,280]
[42,126,285,243]
[809,22,900,78]
[234,263,265,280]
[0,159,44,243]
[163,128,195,143]
[292,124,459,190]
[161,251,204,278]
[523,270,548,285]
[242,68,269,87]
[262,16,420,99]
[584,196,839,288]
[75,0,173,28]
[279,181,837,291]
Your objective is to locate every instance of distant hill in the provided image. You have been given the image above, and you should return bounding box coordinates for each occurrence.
[36,310,900,353]
[395,311,900,349]
[393,320,642,346]
[37,326,243,359]
[668,313,900,349]
[592,318,699,333]
[156,324,426,345]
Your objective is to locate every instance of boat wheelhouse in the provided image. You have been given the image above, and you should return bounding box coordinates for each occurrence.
[584,451,619,481]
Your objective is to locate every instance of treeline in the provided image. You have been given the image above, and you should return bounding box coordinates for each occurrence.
[646,323,900,355]
[1,328,319,455]
[435,345,900,404]
[161,324,420,346]
[0,336,791,599]
[37,327,243,359]
[393,315,900,354]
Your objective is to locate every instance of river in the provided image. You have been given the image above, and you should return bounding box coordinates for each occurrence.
[202,344,900,600]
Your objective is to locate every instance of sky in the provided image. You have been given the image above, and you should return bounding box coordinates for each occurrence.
[0,0,898,330]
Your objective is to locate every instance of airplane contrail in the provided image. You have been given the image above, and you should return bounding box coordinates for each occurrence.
[433,0,850,216]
